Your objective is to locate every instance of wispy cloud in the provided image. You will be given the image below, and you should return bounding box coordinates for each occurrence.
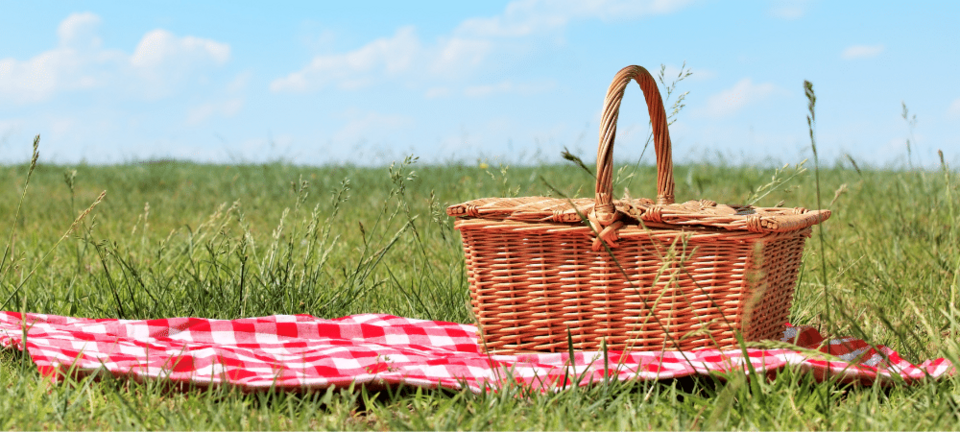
[768,0,813,20]
[0,12,231,104]
[270,26,420,92]
[226,71,252,93]
[841,44,884,60]
[268,25,494,93]
[332,110,414,144]
[186,98,244,125]
[463,80,555,98]
[0,118,25,143]
[702,78,782,118]
[270,0,694,94]
[424,87,451,99]
[948,98,960,119]
[455,0,693,38]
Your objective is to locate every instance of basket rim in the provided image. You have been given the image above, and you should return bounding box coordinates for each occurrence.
[446,196,830,234]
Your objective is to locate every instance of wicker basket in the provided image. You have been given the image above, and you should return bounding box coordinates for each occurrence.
[446,65,831,354]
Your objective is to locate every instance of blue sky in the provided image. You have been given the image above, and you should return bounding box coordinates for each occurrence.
[1,0,958,167]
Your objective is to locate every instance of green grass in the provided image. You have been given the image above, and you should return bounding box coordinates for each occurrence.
[1,145,959,429]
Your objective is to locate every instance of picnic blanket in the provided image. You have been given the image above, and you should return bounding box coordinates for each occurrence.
[0,312,953,392]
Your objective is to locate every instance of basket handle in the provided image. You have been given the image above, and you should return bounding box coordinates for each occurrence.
[593,65,675,226]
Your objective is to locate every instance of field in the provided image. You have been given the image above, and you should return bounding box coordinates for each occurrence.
[1,145,959,429]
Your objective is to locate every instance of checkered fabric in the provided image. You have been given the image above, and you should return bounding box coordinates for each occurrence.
[0,312,953,392]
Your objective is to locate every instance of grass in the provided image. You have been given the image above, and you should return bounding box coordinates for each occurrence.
[1,139,959,429]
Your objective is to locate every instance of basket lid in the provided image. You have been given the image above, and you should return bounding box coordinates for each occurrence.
[446,196,830,234]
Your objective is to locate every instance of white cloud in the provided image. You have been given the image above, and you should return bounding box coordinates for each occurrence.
[702,78,782,118]
[270,26,419,92]
[841,44,884,60]
[948,98,960,119]
[0,13,231,104]
[130,29,231,98]
[429,37,492,76]
[58,12,102,49]
[0,55,55,103]
[0,12,119,103]
[271,0,693,93]
[131,29,229,69]
[768,0,813,20]
[186,98,244,125]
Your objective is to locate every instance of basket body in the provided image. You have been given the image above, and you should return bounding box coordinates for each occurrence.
[448,65,828,354]
[457,217,810,353]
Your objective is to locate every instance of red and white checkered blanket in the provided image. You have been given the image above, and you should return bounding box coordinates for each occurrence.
[0,312,952,392]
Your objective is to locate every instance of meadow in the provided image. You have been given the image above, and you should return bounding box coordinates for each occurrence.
[0,139,959,429]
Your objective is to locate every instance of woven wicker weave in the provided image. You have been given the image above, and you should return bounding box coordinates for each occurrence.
[447,65,830,354]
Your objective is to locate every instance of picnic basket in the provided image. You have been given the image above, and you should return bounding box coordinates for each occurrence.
[447,65,830,354]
